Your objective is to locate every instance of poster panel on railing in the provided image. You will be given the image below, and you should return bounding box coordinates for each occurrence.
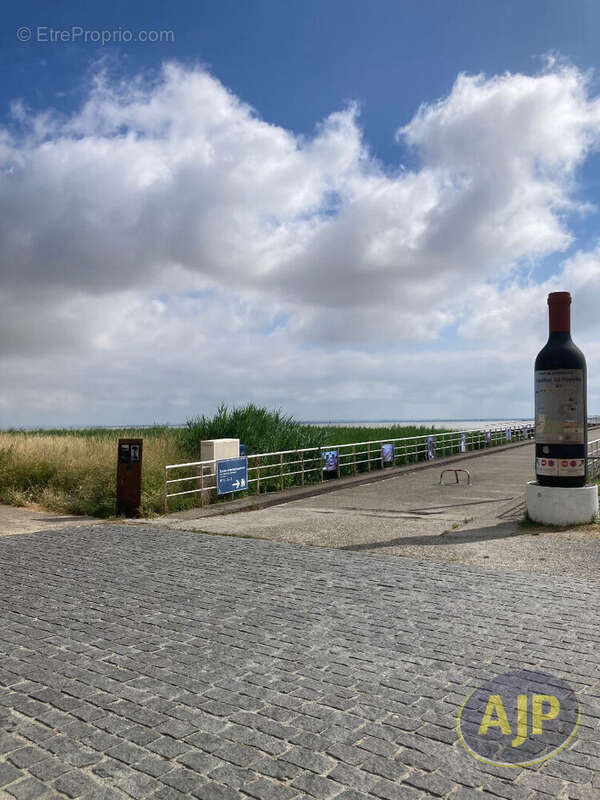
[485,430,491,445]
[460,432,466,453]
[506,427,512,441]
[216,457,248,495]
[427,436,435,460]
[382,443,394,465]
[322,450,338,472]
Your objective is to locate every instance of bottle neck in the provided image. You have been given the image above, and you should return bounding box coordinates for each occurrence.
[547,331,572,345]
[548,302,570,333]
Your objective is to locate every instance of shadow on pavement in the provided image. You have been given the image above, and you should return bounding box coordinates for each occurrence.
[339,520,524,551]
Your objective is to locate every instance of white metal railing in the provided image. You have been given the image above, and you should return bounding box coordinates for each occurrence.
[163,417,600,511]
[588,436,600,480]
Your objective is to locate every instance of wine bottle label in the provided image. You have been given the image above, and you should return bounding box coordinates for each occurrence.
[535,457,558,476]
[535,369,584,444]
[536,457,585,476]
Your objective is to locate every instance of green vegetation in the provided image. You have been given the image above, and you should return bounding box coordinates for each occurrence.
[0,404,521,518]
[180,404,322,456]
[0,427,179,519]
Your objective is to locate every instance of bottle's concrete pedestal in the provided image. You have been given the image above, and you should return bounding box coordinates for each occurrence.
[525,481,599,526]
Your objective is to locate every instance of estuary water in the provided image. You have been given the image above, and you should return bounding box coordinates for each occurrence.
[303,419,533,431]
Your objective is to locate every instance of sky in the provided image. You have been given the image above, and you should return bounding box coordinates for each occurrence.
[2,1,600,426]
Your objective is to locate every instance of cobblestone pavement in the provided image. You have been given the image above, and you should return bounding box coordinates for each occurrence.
[1,525,600,800]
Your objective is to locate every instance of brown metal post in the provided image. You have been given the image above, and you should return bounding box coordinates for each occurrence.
[116,438,143,517]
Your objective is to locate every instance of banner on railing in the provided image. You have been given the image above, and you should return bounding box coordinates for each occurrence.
[382,443,394,465]
[322,450,338,471]
[485,430,491,445]
[506,428,512,441]
[460,432,466,453]
[427,436,435,460]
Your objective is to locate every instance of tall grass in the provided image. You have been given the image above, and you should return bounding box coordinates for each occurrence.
[0,429,180,518]
[0,406,458,518]
[179,403,323,456]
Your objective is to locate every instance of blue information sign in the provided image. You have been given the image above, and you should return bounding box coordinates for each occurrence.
[217,457,248,495]
[239,444,246,456]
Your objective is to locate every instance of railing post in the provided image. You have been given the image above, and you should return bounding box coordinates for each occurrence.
[280,453,284,491]
[300,452,305,485]
[353,445,357,474]
[200,466,204,507]
[320,449,324,481]
[163,466,168,514]
[367,443,371,471]
[256,456,261,494]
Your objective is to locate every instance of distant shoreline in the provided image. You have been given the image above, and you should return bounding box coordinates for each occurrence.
[0,418,534,432]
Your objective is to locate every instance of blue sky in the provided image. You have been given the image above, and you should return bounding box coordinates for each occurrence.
[2,1,600,425]
[5,1,600,162]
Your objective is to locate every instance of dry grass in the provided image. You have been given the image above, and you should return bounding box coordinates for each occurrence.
[0,430,182,517]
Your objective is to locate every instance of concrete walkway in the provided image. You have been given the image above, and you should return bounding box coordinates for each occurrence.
[0,504,104,537]
[157,442,600,581]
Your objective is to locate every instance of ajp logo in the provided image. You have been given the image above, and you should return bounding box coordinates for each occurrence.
[457,670,580,767]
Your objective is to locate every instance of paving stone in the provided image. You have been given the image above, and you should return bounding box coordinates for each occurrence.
[28,758,72,781]
[252,757,302,781]
[190,781,239,800]
[177,750,221,775]
[279,745,335,774]
[241,776,299,800]
[53,771,99,798]
[404,770,455,797]
[160,768,204,794]
[0,733,21,754]
[5,776,52,799]
[106,741,147,765]
[207,763,254,789]
[325,742,365,767]
[370,778,425,799]
[123,726,162,747]
[291,771,343,798]
[135,756,175,778]
[7,746,48,769]
[117,772,161,799]
[0,760,23,787]
[148,738,191,759]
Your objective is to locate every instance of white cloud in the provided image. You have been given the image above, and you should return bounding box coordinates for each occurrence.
[1,60,600,424]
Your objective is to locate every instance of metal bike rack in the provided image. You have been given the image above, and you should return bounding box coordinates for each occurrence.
[440,468,471,486]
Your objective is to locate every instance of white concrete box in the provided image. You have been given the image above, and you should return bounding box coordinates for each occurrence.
[200,438,240,463]
[525,480,598,526]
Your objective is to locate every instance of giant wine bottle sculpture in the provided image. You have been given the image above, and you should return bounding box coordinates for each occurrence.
[535,292,587,487]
